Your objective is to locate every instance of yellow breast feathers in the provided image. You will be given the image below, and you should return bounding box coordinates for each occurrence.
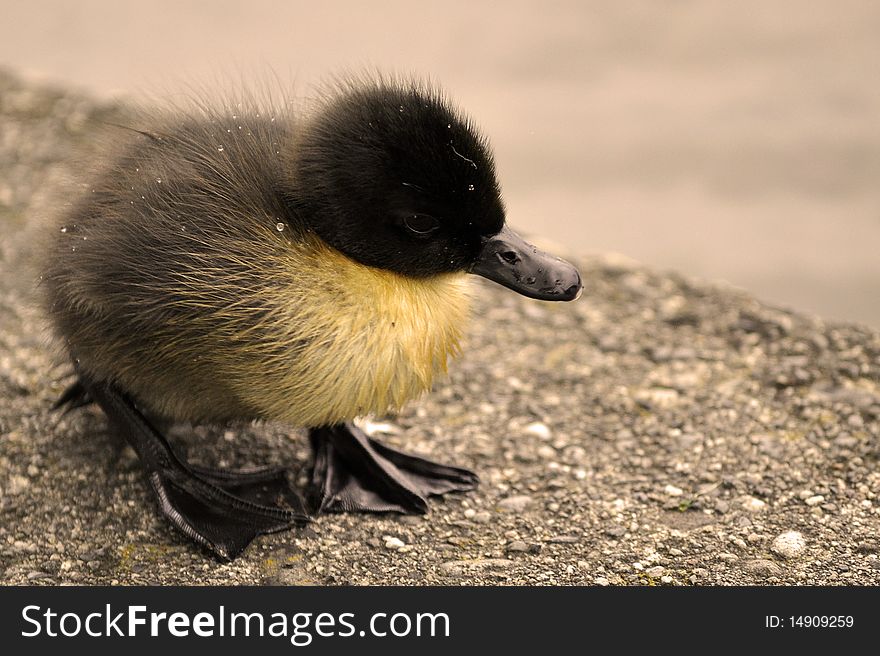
[239,233,471,427]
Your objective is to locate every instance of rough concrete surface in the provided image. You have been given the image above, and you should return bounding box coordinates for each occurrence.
[1,70,878,585]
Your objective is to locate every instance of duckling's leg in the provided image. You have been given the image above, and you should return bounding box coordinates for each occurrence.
[82,380,308,560]
[308,423,478,514]
[52,378,94,414]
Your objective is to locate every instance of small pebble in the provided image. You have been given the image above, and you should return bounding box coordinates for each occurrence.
[524,422,551,439]
[498,495,533,512]
[383,536,405,550]
[360,419,401,436]
[771,531,806,559]
[745,559,783,578]
[847,415,864,428]
[7,475,30,495]
[636,387,680,408]
[604,525,626,538]
[664,484,684,497]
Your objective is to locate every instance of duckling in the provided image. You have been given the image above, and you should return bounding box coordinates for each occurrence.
[44,77,582,560]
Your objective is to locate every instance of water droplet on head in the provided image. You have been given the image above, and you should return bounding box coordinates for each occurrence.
[447,123,451,129]
[60,227,67,233]
[156,178,162,184]
[468,184,475,191]
[276,222,285,232]
[217,145,225,152]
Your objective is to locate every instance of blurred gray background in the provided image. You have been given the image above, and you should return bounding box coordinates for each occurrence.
[1,0,878,326]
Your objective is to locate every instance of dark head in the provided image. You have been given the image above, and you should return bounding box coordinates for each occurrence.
[286,78,581,301]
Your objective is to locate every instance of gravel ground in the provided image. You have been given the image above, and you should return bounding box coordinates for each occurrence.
[1,69,879,586]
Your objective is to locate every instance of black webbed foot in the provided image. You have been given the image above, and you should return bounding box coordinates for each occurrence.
[308,422,478,514]
[81,380,308,560]
[186,462,302,509]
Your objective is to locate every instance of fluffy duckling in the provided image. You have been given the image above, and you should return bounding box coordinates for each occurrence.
[44,77,582,559]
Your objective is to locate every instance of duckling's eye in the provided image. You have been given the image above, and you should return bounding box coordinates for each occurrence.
[403,214,440,236]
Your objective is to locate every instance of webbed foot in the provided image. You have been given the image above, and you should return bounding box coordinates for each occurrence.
[80,380,308,560]
[307,422,478,514]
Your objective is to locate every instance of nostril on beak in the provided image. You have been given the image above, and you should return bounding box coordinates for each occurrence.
[499,250,520,265]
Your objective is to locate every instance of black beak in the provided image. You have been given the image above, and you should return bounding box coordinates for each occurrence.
[470,225,582,301]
